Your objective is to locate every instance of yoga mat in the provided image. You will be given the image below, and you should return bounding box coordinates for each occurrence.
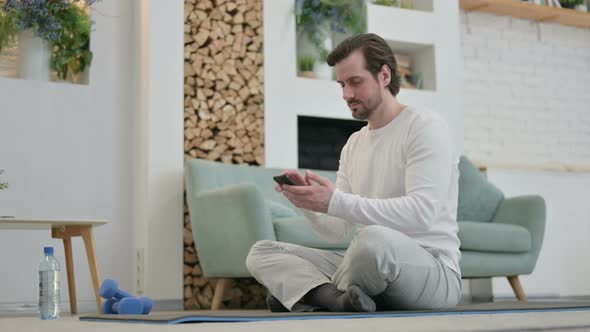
[79,301,590,324]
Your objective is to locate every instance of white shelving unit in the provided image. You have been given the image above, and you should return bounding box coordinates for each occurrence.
[264,0,464,168]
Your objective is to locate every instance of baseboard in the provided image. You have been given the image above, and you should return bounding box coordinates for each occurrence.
[0,299,183,315]
[151,299,183,311]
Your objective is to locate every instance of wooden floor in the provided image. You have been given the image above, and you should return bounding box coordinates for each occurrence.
[3,310,590,332]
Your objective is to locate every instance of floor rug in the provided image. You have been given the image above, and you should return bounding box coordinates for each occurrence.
[79,301,590,324]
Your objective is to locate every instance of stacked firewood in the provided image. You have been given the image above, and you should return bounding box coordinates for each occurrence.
[184,0,265,165]
[183,0,267,310]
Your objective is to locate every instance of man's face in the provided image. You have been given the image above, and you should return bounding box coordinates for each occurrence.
[335,50,383,120]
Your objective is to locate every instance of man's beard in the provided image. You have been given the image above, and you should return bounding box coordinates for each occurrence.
[349,93,382,120]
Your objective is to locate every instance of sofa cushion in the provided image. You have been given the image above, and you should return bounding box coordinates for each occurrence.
[458,156,504,222]
[266,200,297,219]
[458,221,531,253]
[272,216,351,250]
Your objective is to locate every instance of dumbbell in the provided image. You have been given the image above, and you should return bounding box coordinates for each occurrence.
[99,278,154,314]
[102,297,144,315]
[101,296,154,315]
[99,278,133,300]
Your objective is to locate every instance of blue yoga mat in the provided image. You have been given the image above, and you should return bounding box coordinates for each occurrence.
[79,301,590,324]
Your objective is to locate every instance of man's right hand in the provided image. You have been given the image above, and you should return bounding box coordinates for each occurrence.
[275,170,309,192]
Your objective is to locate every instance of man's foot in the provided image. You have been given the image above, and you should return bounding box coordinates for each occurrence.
[345,285,376,312]
[304,283,376,312]
[266,294,290,312]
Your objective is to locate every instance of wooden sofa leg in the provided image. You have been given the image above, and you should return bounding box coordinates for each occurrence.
[211,278,231,310]
[507,275,527,302]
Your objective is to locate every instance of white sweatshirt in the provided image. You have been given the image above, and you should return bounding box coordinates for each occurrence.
[303,106,461,275]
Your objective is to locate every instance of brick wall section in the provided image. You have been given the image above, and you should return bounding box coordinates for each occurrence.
[460,11,590,171]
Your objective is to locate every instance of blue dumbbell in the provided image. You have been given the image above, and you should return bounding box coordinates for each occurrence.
[112,298,144,315]
[101,296,154,315]
[99,278,154,314]
[137,296,154,314]
[101,298,118,314]
[99,278,133,300]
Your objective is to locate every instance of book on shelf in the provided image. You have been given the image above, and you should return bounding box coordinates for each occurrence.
[394,54,411,69]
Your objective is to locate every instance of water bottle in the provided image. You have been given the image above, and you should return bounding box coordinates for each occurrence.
[38,246,60,320]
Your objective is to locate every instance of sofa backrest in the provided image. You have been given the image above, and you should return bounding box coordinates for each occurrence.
[457,156,504,222]
[185,159,337,215]
[187,157,504,223]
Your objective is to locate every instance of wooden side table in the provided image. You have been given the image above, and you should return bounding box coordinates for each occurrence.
[0,217,107,314]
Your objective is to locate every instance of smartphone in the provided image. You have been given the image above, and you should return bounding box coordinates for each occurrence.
[273,174,296,186]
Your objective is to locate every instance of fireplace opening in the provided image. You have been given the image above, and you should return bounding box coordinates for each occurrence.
[298,116,365,171]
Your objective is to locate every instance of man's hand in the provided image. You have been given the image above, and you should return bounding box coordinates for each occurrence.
[274,170,310,192]
[281,170,336,213]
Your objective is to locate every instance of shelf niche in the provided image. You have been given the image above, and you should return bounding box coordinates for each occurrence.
[295,37,437,92]
[387,39,436,92]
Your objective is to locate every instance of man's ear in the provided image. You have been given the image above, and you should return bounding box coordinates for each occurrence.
[381,64,391,86]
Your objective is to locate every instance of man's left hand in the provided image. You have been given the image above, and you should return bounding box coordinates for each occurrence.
[282,170,336,213]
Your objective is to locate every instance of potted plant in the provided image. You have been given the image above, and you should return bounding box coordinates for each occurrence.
[373,0,414,9]
[559,0,585,9]
[298,54,316,78]
[0,170,8,190]
[295,0,366,79]
[0,0,99,83]
[0,5,16,53]
[373,0,397,6]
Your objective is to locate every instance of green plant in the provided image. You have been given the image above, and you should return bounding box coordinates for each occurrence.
[50,4,92,80]
[0,0,98,81]
[0,170,8,190]
[559,0,584,8]
[374,0,396,6]
[0,6,16,52]
[295,0,366,61]
[298,54,316,72]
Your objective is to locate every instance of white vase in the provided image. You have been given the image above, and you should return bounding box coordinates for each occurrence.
[17,29,52,81]
[296,25,334,80]
[66,67,90,85]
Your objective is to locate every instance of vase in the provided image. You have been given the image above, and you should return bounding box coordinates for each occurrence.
[66,67,90,85]
[296,25,334,80]
[17,29,52,81]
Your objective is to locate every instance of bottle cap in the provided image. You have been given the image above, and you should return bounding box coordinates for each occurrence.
[44,247,54,255]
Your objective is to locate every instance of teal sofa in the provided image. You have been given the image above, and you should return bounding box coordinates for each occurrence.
[185,157,546,309]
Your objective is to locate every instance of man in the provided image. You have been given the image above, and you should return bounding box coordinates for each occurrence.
[246,33,461,312]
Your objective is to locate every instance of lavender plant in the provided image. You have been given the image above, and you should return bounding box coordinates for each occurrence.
[0,0,100,80]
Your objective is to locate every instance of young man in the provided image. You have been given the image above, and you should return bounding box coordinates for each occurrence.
[246,33,461,312]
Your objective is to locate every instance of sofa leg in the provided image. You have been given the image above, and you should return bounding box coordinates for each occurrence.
[507,275,527,302]
[211,278,231,310]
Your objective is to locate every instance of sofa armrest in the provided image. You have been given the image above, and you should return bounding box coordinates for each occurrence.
[492,195,546,258]
[187,183,276,278]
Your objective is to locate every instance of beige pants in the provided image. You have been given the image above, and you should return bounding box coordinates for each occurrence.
[246,225,461,311]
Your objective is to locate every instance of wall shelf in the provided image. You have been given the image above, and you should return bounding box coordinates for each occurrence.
[460,0,590,29]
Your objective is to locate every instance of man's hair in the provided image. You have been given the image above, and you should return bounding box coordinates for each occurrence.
[326,33,400,96]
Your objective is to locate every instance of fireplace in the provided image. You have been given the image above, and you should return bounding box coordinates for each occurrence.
[298,116,366,171]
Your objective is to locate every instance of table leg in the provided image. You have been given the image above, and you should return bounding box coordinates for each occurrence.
[62,237,77,315]
[81,226,102,313]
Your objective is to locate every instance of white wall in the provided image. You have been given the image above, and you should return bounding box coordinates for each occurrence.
[264,0,464,169]
[0,0,185,311]
[135,0,184,302]
[460,11,590,297]
[0,0,136,310]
